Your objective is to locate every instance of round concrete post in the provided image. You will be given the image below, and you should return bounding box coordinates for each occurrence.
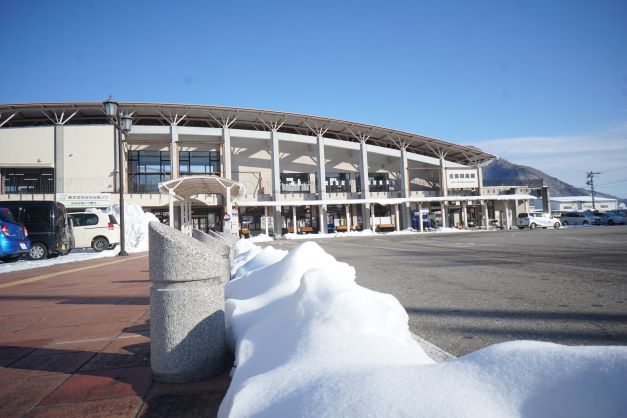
[149,222,228,383]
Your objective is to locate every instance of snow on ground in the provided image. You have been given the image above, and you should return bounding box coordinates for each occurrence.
[0,203,156,274]
[220,240,627,418]
[264,227,478,241]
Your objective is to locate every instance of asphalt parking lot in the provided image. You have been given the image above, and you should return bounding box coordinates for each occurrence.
[268,226,627,356]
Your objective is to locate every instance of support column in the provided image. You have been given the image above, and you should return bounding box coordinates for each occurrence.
[170,125,179,179]
[418,203,424,232]
[400,148,411,229]
[292,206,297,234]
[442,202,448,228]
[54,124,64,195]
[270,129,282,234]
[505,202,511,229]
[476,163,483,196]
[317,134,327,234]
[440,158,448,198]
[169,190,175,228]
[525,200,530,213]
[394,204,400,231]
[462,201,468,229]
[319,205,327,234]
[345,204,351,231]
[222,127,232,180]
[359,140,370,230]
[370,204,375,232]
[481,200,489,228]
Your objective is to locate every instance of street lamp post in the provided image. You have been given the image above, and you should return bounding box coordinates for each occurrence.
[103,97,133,256]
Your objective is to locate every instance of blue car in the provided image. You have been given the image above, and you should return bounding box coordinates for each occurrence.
[0,207,31,263]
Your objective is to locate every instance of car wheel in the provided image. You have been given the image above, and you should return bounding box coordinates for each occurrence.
[608,219,614,225]
[562,221,568,226]
[554,222,560,229]
[108,243,117,250]
[529,223,537,230]
[1,254,21,263]
[29,243,48,260]
[583,221,588,225]
[92,237,109,252]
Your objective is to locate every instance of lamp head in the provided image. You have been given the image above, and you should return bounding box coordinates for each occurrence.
[120,113,133,133]
[103,96,119,118]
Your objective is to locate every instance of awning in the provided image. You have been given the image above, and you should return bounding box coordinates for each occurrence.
[158,175,245,200]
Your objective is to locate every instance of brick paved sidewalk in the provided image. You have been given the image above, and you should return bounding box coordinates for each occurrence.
[0,254,230,417]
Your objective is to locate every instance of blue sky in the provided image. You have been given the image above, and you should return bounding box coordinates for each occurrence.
[1,0,626,197]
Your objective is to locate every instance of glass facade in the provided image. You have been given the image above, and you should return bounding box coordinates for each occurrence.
[179,151,220,176]
[1,168,54,194]
[128,150,171,193]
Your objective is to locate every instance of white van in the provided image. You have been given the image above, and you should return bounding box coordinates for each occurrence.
[69,212,120,252]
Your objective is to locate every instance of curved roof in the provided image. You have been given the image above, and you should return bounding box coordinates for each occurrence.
[158,176,245,200]
[0,101,495,164]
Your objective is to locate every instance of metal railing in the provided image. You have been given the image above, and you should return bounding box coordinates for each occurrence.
[2,177,114,194]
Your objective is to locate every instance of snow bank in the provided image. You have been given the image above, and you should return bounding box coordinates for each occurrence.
[107,202,159,252]
[220,240,627,418]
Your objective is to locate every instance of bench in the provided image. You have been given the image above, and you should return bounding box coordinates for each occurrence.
[239,227,250,238]
[376,223,396,232]
[335,225,348,232]
[300,226,315,234]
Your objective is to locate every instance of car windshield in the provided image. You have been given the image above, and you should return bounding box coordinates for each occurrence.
[518,213,528,218]
[0,207,17,223]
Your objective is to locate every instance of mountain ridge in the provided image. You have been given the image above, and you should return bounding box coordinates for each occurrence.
[481,159,625,202]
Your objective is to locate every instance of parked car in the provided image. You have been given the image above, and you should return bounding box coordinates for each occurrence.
[0,207,31,262]
[69,212,120,251]
[516,212,561,229]
[0,201,74,260]
[559,212,601,226]
[594,212,626,225]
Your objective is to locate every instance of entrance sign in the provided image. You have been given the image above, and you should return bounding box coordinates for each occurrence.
[57,193,110,208]
[446,169,479,189]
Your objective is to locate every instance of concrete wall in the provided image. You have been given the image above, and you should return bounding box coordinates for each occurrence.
[0,127,54,168]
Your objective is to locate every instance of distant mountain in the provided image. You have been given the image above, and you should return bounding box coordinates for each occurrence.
[481,158,623,201]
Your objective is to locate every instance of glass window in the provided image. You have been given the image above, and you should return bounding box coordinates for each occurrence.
[85,214,99,226]
[1,168,54,194]
[24,207,49,223]
[128,150,171,193]
[70,214,86,226]
[280,173,310,193]
[179,151,220,176]
[0,208,16,223]
[326,173,351,193]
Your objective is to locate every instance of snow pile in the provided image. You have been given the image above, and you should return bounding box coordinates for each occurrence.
[107,203,159,252]
[220,241,627,418]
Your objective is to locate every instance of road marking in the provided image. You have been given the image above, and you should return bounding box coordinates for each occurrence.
[0,255,147,289]
[410,331,456,362]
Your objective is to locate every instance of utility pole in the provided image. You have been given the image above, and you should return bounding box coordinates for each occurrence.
[586,171,600,210]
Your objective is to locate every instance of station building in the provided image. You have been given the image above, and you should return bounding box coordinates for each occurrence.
[0,102,534,235]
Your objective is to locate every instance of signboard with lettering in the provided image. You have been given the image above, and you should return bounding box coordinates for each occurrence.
[57,193,111,208]
[446,169,479,189]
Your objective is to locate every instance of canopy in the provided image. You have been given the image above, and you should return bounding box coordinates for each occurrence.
[158,175,245,200]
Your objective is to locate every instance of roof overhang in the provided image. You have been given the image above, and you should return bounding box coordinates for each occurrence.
[158,175,245,200]
[0,101,496,165]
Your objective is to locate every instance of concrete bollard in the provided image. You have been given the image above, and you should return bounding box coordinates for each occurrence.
[192,229,232,283]
[149,221,228,383]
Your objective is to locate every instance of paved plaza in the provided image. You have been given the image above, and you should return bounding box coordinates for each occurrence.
[0,255,229,418]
